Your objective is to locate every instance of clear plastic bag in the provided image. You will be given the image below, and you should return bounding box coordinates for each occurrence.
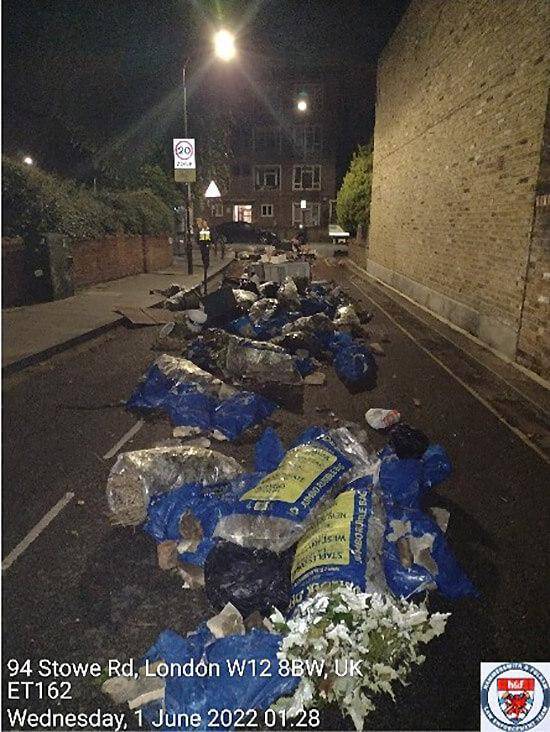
[277,277,300,309]
[232,289,258,310]
[365,408,401,430]
[249,298,279,323]
[333,304,361,330]
[281,312,335,336]
[153,354,235,399]
[106,446,241,526]
[225,335,302,385]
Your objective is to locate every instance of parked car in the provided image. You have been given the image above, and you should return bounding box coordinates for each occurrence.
[211,221,279,246]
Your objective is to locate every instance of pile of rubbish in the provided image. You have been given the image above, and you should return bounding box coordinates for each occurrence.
[104,414,477,728]
[130,276,379,440]
[102,267,478,730]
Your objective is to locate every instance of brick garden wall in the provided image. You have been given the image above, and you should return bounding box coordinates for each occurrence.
[365,0,549,373]
[71,234,144,289]
[142,235,174,273]
[2,234,173,305]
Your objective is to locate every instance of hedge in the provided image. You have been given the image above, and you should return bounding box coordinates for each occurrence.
[2,156,173,240]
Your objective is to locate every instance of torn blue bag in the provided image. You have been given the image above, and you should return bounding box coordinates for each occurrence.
[379,444,452,508]
[126,364,174,413]
[143,479,252,567]
[333,342,378,390]
[254,427,285,473]
[126,361,276,440]
[140,627,299,730]
[383,506,478,600]
[212,391,276,441]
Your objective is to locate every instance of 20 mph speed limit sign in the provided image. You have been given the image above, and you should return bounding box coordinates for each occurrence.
[173,138,196,169]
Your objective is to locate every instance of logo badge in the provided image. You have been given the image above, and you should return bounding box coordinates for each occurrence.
[481,663,549,731]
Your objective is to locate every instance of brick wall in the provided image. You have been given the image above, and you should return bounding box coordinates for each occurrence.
[366,0,549,373]
[2,234,173,304]
[71,235,144,289]
[142,235,174,273]
[516,93,550,380]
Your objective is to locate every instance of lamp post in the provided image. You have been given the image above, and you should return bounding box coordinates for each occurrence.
[180,29,236,275]
[182,58,193,274]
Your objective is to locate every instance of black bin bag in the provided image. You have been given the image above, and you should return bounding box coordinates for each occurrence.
[204,540,293,617]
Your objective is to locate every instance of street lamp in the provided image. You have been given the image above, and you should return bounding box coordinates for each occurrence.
[296,99,308,112]
[180,30,237,274]
[213,29,236,61]
[23,156,34,165]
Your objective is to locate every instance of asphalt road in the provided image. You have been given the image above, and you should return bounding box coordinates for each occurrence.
[2,260,549,731]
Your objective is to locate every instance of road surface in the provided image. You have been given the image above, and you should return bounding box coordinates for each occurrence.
[2,260,548,731]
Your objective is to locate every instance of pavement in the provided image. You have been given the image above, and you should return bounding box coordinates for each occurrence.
[1,251,233,372]
[2,256,549,730]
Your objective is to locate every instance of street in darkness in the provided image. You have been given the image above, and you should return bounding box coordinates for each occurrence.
[2,1,549,731]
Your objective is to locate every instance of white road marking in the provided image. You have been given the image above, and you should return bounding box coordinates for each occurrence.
[102,419,144,460]
[2,492,75,571]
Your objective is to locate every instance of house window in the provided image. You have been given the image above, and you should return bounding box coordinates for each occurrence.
[211,202,223,217]
[261,204,274,217]
[254,165,281,190]
[293,165,321,190]
[292,201,321,226]
[293,125,322,154]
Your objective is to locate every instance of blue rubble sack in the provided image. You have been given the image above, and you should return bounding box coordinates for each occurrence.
[332,341,378,391]
[378,444,452,508]
[383,506,478,600]
[212,392,277,441]
[254,427,285,473]
[140,627,298,730]
[213,432,353,553]
[142,479,248,567]
[126,355,276,440]
[290,477,374,610]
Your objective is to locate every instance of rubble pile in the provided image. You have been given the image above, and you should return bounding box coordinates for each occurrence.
[102,265,478,730]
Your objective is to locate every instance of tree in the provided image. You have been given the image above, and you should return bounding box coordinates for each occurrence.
[336,143,373,235]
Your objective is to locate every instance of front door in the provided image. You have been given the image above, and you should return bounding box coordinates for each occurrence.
[233,204,252,223]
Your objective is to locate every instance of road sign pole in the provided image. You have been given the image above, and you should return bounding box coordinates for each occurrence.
[183,62,193,274]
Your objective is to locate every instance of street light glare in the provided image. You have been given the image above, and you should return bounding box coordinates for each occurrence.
[213,29,236,61]
[23,156,34,165]
[297,99,308,112]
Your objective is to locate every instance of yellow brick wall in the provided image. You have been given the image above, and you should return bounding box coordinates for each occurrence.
[368,0,549,369]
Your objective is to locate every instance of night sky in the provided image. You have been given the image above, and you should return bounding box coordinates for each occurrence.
[3,0,409,178]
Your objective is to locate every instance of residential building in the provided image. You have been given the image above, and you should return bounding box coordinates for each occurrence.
[206,66,375,240]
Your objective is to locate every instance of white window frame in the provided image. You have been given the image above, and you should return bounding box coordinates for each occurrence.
[254,165,281,191]
[292,164,321,191]
[260,204,274,217]
[211,202,223,217]
[292,201,321,226]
